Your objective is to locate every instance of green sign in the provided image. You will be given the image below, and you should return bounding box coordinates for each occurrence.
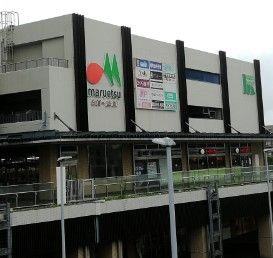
[164,92,176,101]
[242,74,255,95]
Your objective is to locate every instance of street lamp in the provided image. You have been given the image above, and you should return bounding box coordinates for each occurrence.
[57,156,72,258]
[264,148,273,255]
[152,137,178,258]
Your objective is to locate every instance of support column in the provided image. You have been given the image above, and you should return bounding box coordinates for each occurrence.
[69,245,90,258]
[125,240,138,258]
[190,226,209,258]
[181,143,189,171]
[258,215,273,258]
[122,144,133,176]
[38,145,58,182]
[251,142,265,167]
[225,143,231,168]
[97,241,123,258]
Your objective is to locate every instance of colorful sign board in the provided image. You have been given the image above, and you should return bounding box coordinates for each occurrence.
[242,74,255,95]
[135,58,177,111]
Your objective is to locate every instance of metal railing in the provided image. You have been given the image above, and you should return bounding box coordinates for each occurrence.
[0,110,42,124]
[0,57,68,73]
[0,182,55,208]
[1,166,273,209]
[80,166,273,200]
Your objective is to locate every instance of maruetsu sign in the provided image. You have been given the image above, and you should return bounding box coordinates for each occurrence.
[86,53,122,108]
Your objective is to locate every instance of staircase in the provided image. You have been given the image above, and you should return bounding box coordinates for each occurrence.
[0,203,12,258]
[207,185,223,258]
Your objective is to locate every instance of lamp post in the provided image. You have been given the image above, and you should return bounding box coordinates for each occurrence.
[264,148,273,254]
[57,156,72,258]
[152,137,178,258]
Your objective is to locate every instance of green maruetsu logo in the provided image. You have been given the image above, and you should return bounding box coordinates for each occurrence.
[86,53,121,87]
[103,53,121,87]
[242,74,255,95]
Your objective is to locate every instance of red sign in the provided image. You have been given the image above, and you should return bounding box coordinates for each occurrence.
[205,148,217,155]
[239,147,249,154]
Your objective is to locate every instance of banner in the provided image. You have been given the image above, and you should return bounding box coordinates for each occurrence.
[135,58,177,111]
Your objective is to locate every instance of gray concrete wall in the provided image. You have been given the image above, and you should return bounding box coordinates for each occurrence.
[11,182,270,227]
[0,66,76,133]
[227,57,259,133]
[131,35,181,132]
[84,18,126,132]
[13,42,42,63]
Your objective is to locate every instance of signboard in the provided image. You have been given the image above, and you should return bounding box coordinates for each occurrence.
[242,74,255,95]
[86,53,122,109]
[134,58,177,111]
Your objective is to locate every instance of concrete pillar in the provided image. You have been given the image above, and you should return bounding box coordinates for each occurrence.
[225,143,231,168]
[181,143,189,171]
[125,240,138,258]
[258,215,273,258]
[97,241,123,258]
[38,145,58,182]
[251,142,265,167]
[122,144,133,176]
[69,246,91,258]
[78,145,89,179]
[190,226,209,258]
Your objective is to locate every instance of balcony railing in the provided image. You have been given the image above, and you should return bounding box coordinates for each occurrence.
[0,110,42,124]
[1,166,273,209]
[0,182,55,208]
[0,58,68,73]
[81,166,273,200]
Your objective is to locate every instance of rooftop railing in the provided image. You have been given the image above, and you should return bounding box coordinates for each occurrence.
[0,58,68,73]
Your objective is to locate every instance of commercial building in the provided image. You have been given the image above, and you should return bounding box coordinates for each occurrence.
[0,12,272,258]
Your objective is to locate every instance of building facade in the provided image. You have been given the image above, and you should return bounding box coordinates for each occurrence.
[0,13,272,258]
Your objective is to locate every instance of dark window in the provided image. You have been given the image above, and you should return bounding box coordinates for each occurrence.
[185,68,220,84]
[0,90,42,124]
[188,144,226,171]
[0,147,39,185]
[231,143,252,167]
[89,144,122,178]
[188,105,223,120]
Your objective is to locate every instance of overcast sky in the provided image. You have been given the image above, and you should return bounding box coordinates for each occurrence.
[3,0,273,124]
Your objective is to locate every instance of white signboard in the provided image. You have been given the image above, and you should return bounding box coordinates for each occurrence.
[134,58,177,111]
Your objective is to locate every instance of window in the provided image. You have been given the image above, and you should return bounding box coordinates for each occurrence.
[0,147,39,185]
[0,90,42,124]
[188,105,223,120]
[89,144,122,178]
[134,144,182,175]
[231,143,252,167]
[188,143,226,171]
[185,68,220,84]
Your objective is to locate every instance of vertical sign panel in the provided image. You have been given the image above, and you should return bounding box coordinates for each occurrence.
[84,18,126,131]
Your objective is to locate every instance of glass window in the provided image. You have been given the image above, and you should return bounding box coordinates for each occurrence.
[89,144,106,178]
[89,144,122,178]
[231,143,252,167]
[185,68,220,84]
[188,144,226,170]
[106,144,122,177]
[0,147,39,185]
[188,105,223,120]
[172,158,182,172]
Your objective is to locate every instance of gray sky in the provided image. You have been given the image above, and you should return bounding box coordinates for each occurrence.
[3,0,273,124]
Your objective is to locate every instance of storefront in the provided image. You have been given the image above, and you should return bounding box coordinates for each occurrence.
[230,143,252,167]
[188,143,226,171]
[133,144,182,178]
